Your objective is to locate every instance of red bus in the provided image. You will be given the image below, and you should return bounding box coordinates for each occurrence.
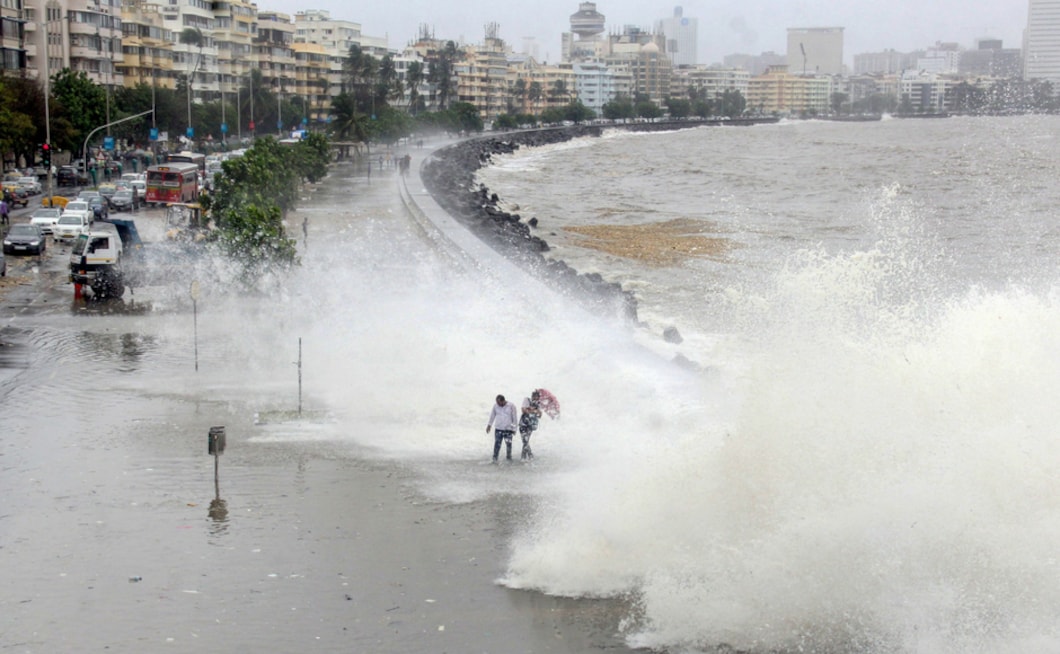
[145,163,199,206]
[166,151,206,174]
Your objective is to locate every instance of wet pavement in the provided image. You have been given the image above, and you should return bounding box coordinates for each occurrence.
[0,159,634,653]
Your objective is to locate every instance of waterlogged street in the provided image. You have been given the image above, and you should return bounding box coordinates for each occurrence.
[0,161,633,654]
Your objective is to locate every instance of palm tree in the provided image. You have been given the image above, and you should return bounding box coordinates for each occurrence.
[405,61,424,114]
[329,92,370,159]
[528,81,543,115]
[513,78,527,113]
[179,27,205,136]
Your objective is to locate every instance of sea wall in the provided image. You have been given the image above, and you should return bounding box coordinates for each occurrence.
[421,120,742,323]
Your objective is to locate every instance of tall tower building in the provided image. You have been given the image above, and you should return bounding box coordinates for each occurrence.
[1025,0,1060,85]
[786,27,844,75]
[655,6,698,67]
[564,2,605,62]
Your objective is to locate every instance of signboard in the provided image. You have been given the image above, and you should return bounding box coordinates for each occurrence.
[186,126,194,138]
[103,136,114,151]
[220,123,228,134]
[249,121,255,130]
[150,127,159,141]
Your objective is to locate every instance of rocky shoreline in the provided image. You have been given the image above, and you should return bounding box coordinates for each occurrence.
[419,118,773,325]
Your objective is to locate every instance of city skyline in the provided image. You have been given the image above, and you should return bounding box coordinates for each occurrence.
[267,0,1029,66]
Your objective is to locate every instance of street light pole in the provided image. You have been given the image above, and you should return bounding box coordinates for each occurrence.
[82,109,153,183]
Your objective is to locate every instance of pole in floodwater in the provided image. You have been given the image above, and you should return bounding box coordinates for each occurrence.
[190,280,200,371]
[297,337,303,417]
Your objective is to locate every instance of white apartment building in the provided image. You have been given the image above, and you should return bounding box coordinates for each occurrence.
[572,61,614,112]
[672,66,750,99]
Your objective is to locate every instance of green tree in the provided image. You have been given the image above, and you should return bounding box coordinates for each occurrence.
[563,100,595,123]
[494,113,518,130]
[528,81,543,113]
[664,97,692,118]
[450,102,483,132]
[830,92,849,114]
[716,88,747,118]
[602,95,634,121]
[549,79,570,104]
[427,41,459,110]
[635,99,662,119]
[405,61,425,113]
[0,78,37,166]
[512,78,527,113]
[50,69,108,152]
[329,92,371,154]
[202,135,330,278]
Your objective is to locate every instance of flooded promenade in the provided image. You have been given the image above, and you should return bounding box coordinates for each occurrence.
[0,155,633,653]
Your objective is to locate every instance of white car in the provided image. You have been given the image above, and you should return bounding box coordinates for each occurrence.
[55,201,93,241]
[29,206,62,235]
[17,176,41,195]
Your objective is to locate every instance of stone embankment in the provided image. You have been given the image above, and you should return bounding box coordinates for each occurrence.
[420,119,756,323]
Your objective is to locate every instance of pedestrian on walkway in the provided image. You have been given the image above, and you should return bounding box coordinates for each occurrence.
[518,390,542,460]
[486,394,518,463]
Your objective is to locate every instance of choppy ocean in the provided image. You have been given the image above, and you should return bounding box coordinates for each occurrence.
[469,115,1060,653]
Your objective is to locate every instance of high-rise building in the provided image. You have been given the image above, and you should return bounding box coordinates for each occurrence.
[563,1,605,62]
[655,6,697,67]
[787,27,844,76]
[1024,0,1060,84]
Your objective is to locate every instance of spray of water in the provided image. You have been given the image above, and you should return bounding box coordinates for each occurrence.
[496,184,1060,653]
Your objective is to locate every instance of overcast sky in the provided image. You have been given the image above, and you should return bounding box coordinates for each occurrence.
[266,0,1029,65]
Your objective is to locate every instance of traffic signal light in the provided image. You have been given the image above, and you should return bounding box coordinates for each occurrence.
[40,143,51,168]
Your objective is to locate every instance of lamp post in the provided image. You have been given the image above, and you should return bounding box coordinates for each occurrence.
[40,2,59,198]
[249,70,254,137]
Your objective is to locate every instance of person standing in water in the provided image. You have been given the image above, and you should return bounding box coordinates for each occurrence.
[486,394,517,463]
[519,390,542,460]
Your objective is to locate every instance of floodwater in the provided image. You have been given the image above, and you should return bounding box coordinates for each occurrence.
[0,159,636,653]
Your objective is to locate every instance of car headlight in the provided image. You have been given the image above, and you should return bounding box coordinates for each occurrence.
[2,239,10,245]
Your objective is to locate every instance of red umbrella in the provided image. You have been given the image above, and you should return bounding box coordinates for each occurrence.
[535,388,560,419]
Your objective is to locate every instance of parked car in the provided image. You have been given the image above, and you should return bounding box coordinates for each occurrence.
[17,177,42,195]
[0,247,5,276]
[109,189,138,212]
[3,223,47,255]
[29,206,62,235]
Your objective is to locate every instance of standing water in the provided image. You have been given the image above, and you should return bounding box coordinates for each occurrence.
[2,116,1060,653]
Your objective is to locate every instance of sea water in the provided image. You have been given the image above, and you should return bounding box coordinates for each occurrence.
[466,116,1060,653]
